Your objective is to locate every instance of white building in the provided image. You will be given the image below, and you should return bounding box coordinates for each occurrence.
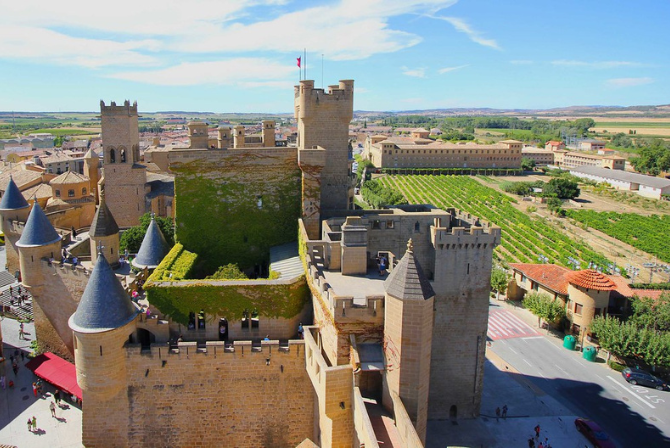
[570,166,670,200]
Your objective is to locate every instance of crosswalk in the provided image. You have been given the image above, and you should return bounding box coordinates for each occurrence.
[487,308,540,340]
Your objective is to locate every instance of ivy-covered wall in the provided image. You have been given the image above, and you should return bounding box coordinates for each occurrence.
[150,243,197,281]
[145,276,310,325]
[171,148,301,274]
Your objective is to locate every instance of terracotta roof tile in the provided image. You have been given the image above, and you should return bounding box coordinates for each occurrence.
[566,269,616,290]
[509,263,571,295]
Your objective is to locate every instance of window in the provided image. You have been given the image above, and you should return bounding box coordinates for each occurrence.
[68,189,75,198]
[414,221,420,232]
[188,312,196,330]
[386,220,394,229]
[241,309,250,330]
[571,323,581,335]
[198,310,206,329]
[574,303,583,315]
[55,190,61,198]
[372,220,381,229]
[120,148,127,163]
[110,149,116,163]
[595,307,602,316]
[82,187,87,196]
[251,309,259,329]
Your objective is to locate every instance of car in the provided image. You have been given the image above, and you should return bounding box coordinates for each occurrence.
[575,418,616,448]
[622,367,668,391]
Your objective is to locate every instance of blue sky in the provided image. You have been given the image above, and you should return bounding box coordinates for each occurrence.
[0,0,668,112]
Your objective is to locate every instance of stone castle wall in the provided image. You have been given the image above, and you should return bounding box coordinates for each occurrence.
[122,341,314,447]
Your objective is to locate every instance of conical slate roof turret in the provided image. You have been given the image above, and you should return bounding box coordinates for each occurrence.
[132,214,170,269]
[0,176,29,211]
[384,239,435,301]
[16,201,61,247]
[69,252,138,333]
[89,193,119,237]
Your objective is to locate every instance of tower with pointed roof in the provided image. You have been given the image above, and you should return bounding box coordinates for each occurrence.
[0,176,31,272]
[69,251,139,446]
[382,239,435,444]
[100,100,146,227]
[566,269,616,338]
[132,214,170,270]
[89,192,120,267]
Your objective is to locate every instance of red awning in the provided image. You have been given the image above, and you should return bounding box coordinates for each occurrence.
[25,352,82,400]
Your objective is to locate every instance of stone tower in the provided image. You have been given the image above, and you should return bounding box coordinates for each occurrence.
[69,252,139,447]
[188,121,209,149]
[428,219,500,419]
[100,100,146,227]
[0,176,31,272]
[295,80,354,232]
[83,148,100,203]
[233,125,245,148]
[383,239,435,444]
[89,192,120,267]
[16,202,70,354]
[217,126,232,149]
[262,120,276,147]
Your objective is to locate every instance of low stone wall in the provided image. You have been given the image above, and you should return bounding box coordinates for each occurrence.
[391,392,424,448]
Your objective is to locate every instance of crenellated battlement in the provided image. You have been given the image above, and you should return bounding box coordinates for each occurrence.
[100,100,138,115]
[126,339,305,359]
[294,79,354,121]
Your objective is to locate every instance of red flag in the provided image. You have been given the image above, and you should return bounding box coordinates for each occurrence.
[297,57,301,68]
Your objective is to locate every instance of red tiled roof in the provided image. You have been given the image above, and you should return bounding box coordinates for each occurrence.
[509,263,571,295]
[566,269,616,290]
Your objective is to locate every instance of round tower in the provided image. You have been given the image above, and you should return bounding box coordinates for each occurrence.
[16,201,62,288]
[89,192,120,267]
[69,251,139,446]
[132,214,170,270]
[566,269,616,338]
[0,176,31,272]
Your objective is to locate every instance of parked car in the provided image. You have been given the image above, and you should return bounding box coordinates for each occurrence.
[622,367,668,391]
[575,418,616,448]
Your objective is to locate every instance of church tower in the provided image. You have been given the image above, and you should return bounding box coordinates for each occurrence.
[0,176,31,272]
[100,100,146,227]
[69,251,139,447]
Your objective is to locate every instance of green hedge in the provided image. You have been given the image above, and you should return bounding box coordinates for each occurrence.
[149,243,198,281]
[145,276,310,325]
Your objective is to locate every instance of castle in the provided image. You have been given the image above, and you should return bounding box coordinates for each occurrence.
[1,79,501,447]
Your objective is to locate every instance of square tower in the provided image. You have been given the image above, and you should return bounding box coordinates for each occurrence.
[100,100,147,227]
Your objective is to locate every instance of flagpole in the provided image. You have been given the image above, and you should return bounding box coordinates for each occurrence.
[304,48,306,81]
[321,54,324,88]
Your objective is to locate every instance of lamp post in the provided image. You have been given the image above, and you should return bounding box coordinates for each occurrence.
[567,257,581,270]
[643,262,670,283]
[625,264,639,283]
[538,255,548,264]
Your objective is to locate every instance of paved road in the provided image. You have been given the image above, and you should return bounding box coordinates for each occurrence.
[489,303,670,448]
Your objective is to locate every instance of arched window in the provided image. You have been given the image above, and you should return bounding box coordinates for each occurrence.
[110,149,116,163]
[120,148,127,163]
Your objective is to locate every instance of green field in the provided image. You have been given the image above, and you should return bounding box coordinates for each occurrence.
[565,210,670,263]
[594,122,670,128]
[379,175,613,269]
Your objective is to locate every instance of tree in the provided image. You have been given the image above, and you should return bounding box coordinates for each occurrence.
[522,292,566,328]
[629,293,670,334]
[206,263,247,280]
[520,157,536,171]
[544,177,580,200]
[490,268,510,300]
[120,213,175,253]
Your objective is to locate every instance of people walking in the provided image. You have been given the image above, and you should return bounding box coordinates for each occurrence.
[50,401,56,417]
[534,424,541,439]
[32,382,38,397]
[31,416,37,432]
[495,407,500,422]
[27,418,32,432]
[502,404,508,419]
[54,389,61,405]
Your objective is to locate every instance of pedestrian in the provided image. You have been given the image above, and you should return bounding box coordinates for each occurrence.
[9,285,13,297]
[538,442,544,448]
[527,437,535,448]
[495,407,500,422]
[502,404,508,419]
[12,362,18,376]
[54,389,61,405]
[0,375,5,390]
[20,350,24,361]
[50,401,56,417]
[27,418,32,432]
[544,437,549,447]
[298,322,304,339]
[9,354,14,364]
[31,416,37,432]
[18,328,24,339]
[264,335,270,341]
[534,424,541,439]
[32,382,38,397]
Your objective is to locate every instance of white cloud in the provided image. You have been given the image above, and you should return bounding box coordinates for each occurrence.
[402,67,427,78]
[606,77,654,88]
[0,26,159,68]
[433,16,500,50]
[438,64,468,74]
[552,60,645,68]
[109,58,296,86]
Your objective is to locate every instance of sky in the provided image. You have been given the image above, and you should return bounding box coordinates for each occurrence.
[0,0,669,113]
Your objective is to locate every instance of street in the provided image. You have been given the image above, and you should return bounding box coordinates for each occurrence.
[489,301,670,447]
